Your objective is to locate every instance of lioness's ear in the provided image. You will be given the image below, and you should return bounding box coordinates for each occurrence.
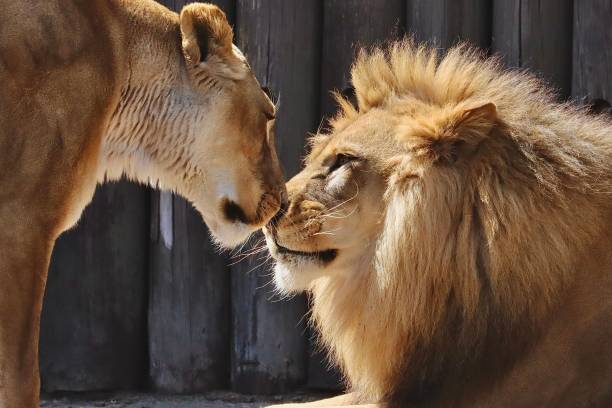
[179,3,233,66]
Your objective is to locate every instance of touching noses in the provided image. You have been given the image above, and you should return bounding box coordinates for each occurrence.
[267,190,289,231]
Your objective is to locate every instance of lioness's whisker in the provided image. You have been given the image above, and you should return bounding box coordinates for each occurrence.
[255,276,276,292]
[229,236,265,258]
[228,244,267,263]
[228,247,268,266]
[230,242,266,259]
[245,256,274,275]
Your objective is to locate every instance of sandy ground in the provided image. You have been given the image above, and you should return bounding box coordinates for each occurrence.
[41,391,329,408]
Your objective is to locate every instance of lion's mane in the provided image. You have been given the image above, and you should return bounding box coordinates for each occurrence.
[310,41,612,404]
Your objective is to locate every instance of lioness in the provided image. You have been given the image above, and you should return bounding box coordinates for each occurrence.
[0,1,283,406]
[265,42,612,407]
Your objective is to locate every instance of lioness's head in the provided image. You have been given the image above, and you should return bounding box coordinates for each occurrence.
[178,4,285,246]
[105,3,284,247]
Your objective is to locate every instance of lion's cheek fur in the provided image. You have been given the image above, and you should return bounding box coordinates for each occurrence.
[273,257,332,294]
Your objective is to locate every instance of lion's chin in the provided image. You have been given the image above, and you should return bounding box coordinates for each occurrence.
[273,262,326,293]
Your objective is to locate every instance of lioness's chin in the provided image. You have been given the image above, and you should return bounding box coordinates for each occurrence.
[207,218,254,248]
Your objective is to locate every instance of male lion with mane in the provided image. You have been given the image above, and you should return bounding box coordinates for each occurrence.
[265,41,612,407]
[0,1,283,406]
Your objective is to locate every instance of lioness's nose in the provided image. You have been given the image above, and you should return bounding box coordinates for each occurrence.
[279,188,288,211]
[267,194,289,230]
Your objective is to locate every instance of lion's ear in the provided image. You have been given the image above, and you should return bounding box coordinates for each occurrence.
[179,3,233,67]
[400,103,497,165]
[453,102,497,139]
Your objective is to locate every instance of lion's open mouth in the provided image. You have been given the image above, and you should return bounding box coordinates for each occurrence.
[274,241,338,264]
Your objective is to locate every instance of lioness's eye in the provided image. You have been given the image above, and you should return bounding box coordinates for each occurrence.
[329,153,357,173]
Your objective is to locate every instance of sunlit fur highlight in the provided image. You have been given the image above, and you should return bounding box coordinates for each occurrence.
[309,40,612,404]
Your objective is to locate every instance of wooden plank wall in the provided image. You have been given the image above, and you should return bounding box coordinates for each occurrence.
[39,0,611,395]
[40,182,149,391]
[407,0,491,49]
[229,0,322,395]
[149,0,235,393]
[572,0,612,102]
[492,0,573,96]
[320,1,406,118]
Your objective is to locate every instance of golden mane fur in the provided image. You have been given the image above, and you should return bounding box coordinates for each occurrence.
[309,41,612,404]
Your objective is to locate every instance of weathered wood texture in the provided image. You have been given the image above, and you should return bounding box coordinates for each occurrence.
[230,0,322,394]
[148,0,235,393]
[40,182,149,391]
[492,0,573,96]
[572,0,612,101]
[320,0,406,118]
[407,0,491,49]
[149,193,231,392]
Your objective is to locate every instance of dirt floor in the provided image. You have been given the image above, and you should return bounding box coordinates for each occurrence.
[41,391,329,408]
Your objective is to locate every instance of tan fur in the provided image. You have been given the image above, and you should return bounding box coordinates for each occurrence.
[265,41,612,407]
[0,1,283,406]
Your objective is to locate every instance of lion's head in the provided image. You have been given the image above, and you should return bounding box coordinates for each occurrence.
[265,41,612,404]
[102,3,284,247]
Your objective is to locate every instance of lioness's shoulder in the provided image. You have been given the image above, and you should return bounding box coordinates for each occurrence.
[0,0,126,75]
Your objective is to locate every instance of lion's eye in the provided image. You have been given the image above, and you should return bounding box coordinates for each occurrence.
[329,153,357,173]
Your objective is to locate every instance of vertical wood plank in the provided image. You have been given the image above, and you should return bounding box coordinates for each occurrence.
[230,0,322,394]
[320,0,405,118]
[149,194,231,392]
[40,182,149,391]
[148,0,235,393]
[572,0,612,101]
[406,0,491,49]
[312,0,405,390]
[492,0,573,96]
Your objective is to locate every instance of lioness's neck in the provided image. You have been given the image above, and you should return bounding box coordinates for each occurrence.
[101,0,201,191]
